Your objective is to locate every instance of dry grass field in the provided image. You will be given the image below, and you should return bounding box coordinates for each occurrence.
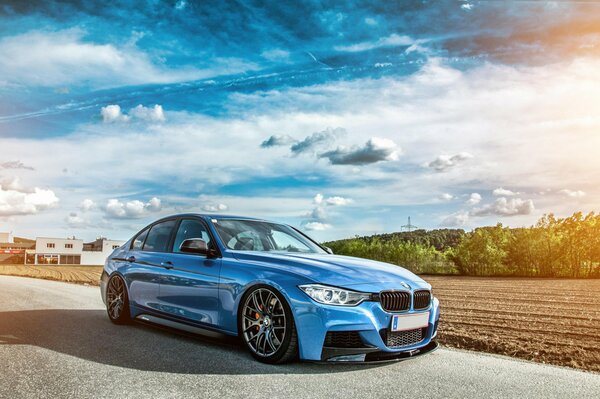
[1,266,598,372]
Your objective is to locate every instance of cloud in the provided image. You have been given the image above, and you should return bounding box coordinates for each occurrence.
[202,203,228,212]
[0,29,201,88]
[428,152,473,172]
[0,181,59,217]
[0,161,34,171]
[101,105,129,123]
[260,135,296,148]
[439,193,455,201]
[559,189,585,198]
[441,211,469,227]
[304,222,332,231]
[493,188,518,196]
[466,193,482,206]
[313,193,324,205]
[335,34,415,52]
[261,49,291,63]
[471,197,535,217]
[320,137,399,165]
[129,105,166,123]
[103,197,162,219]
[65,212,89,228]
[79,199,96,212]
[101,104,165,123]
[291,127,344,155]
[461,3,473,11]
[325,196,353,206]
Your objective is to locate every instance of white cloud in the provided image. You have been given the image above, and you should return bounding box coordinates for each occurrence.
[335,34,415,52]
[101,105,129,123]
[428,152,473,172]
[441,211,469,227]
[101,104,165,123]
[461,3,473,11]
[202,203,228,212]
[466,193,482,206]
[146,197,162,212]
[325,196,353,206]
[471,197,535,217]
[493,188,519,196]
[0,29,202,88]
[439,193,455,201]
[559,189,585,198]
[320,137,399,165]
[129,104,166,123]
[0,181,59,217]
[104,197,162,219]
[304,222,332,231]
[261,49,291,63]
[65,212,89,228]
[313,193,324,205]
[79,199,96,212]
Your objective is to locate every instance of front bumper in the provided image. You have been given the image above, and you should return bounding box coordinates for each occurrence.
[292,295,440,361]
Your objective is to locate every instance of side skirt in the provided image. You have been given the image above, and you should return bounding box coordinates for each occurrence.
[135,314,227,339]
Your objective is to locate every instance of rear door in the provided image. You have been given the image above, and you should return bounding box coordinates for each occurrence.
[158,217,222,326]
[126,219,177,313]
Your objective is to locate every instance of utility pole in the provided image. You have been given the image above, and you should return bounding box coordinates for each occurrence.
[401,217,418,232]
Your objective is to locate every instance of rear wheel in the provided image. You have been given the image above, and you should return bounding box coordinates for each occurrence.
[240,285,298,364]
[106,274,131,324]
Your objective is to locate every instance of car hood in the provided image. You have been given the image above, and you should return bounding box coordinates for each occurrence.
[230,251,429,291]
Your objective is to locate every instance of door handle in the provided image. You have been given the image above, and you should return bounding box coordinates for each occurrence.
[127,256,136,263]
[161,261,174,269]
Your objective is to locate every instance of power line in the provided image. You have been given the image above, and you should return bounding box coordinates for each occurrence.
[401,216,418,232]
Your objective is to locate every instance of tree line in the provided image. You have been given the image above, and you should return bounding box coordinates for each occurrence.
[323,211,600,278]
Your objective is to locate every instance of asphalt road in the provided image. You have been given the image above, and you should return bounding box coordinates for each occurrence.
[0,276,598,399]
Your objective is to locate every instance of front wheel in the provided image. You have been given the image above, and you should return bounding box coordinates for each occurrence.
[106,274,131,324]
[240,285,298,364]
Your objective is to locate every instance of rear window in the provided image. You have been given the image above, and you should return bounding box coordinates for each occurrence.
[142,220,176,252]
[131,228,150,251]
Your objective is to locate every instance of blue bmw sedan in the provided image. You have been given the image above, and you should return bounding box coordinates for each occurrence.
[101,214,440,363]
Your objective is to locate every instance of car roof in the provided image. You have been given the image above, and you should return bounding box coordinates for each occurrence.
[158,213,270,222]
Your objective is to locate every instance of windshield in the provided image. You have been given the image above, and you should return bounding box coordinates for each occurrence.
[211,219,326,254]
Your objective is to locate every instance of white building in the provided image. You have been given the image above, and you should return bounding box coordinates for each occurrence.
[0,232,14,244]
[33,237,125,265]
[35,237,84,265]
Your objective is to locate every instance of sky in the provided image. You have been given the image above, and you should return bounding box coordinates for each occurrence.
[1,0,599,242]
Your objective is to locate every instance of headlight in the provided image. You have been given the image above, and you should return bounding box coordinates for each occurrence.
[299,284,371,306]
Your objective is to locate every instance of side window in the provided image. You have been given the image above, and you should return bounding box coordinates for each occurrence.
[173,219,211,253]
[142,220,176,252]
[132,228,150,251]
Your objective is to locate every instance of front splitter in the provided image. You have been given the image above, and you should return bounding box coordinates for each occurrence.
[316,340,439,364]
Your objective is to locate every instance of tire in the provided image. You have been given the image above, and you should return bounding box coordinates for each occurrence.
[106,274,131,324]
[239,285,298,364]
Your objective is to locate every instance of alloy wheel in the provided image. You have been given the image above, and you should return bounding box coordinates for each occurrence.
[242,288,287,357]
[107,275,126,320]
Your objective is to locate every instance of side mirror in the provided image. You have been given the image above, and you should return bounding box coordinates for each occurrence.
[324,246,334,254]
[180,238,210,256]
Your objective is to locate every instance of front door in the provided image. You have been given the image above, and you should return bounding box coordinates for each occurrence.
[158,218,221,326]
